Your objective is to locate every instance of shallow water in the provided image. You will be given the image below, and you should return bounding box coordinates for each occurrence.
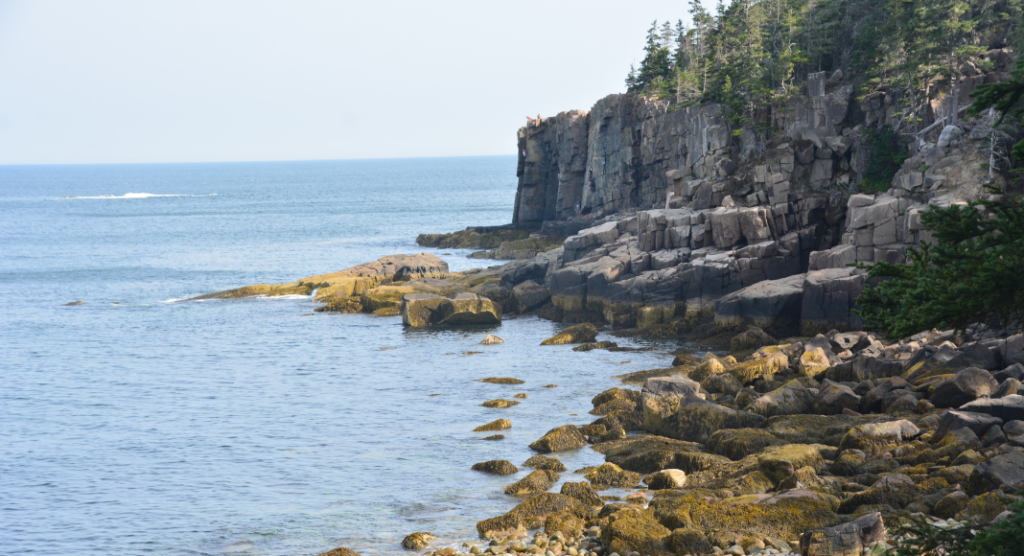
[0,158,684,556]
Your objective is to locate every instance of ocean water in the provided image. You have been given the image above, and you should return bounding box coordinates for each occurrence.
[0,158,682,556]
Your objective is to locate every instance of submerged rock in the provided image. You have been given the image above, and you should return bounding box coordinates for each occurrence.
[541,323,598,345]
[480,334,505,345]
[480,377,524,384]
[316,548,361,556]
[471,460,519,475]
[473,418,512,432]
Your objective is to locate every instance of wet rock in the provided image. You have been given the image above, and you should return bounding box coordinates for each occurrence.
[473,418,512,432]
[544,509,585,537]
[476,493,594,537]
[930,367,999,408]
[669,528,712,555]
[480,434,504,441]
[800,511,884,556]
[402,532,436,550]
[541,323,598,345]
[601,508,672,556]
[472,460,520,475]
[504,469,560,496]
[644,469,687,490]
[317,548,361,556]
[967,451,1024,495]
[529,425,587,453]
[401,293,502,327]
[523,455,567,472]
[480,334,505,345]
[706,428,785,460]
[573,340,617,352]
[480,377,524,384]
[585,462,642,488]
[482,399,520,408]
[560,481,604,506]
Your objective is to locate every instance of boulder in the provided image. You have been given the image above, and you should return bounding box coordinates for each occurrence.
[503,469,560,496]
[401,532,436,550]
[401,293,501,327]
[541,323,598,345]
[644,469,687,490]
[473,419,512,432]
[475,493,594,537]
[837,473,916,512]
[522,455,566,471]
[933,410,1004,439]
[472,460,520,475]
[669,529,713,555]
[995,378,1020,398]
[860,377,911,413]
[706,428,785,460]
[758,444,828,484]
[673,395,767,442]
[933,491,970,518]
[511,280,551,313]
[961,394,1024,422]
[480,334,505,345]
[747,379,815,417]
[585,462,642,488]
[601,508,672,556]
[317,548,361,556]
[799,268,866,335]
[560,481,603,507]
[799,347,831,378]
[714,274,805,332]
[839,420,920,455]
[642,377,701,401]
[730,327,778,353]
[937,125,964,148]
[813,380,861,414]
[529,425,587,453]
[1005,334,1024,366]
[967,451,1024,495]
[930,367,999,408]
[800,512,885,556]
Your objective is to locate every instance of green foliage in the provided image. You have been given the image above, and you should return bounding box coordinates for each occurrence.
[861,128,910,192]
[887,499,1024,556]
[856,192,1024,339]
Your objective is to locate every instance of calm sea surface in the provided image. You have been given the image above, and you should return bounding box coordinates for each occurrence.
[0,158,681,556]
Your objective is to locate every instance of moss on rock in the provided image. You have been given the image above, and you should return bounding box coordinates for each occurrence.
[560,481,604,507]
[503,469,560,496]
[480,377,524,384]
[522,455,567,472]
[473,419,511,432]
[706,428,786,461]
[481,399,519,409]
[529,425,587,453]
[475,493,594,537]
[541,323,598,345]
[471,460,519,475]
[601,508,672,556]
[585,462,642,489]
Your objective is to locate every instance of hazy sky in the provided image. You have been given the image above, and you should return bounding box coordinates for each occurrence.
[0,1,701,164]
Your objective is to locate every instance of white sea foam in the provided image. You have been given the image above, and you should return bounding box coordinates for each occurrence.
[62,192,217,200]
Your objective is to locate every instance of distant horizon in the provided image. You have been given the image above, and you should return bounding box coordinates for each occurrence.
[0,153,518,168]
[0,1,706,165]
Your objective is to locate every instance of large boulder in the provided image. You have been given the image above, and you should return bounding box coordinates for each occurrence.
[529,425,587,453]
[471,460,519,475]
[747,380,815,417]
[800,512,885,556]
[601,508,672,556]
[476,493,594,537]
[838,420,920,455]
[511,280,551,313]
[934,410,1004,439]
[930,367,999,408]
[673,395,766,442]
[814,380,861,414]
[799,268,866,335]
[706,428,785,460]
[714,274,805,333]
[960,394,1024,422]
[400,293,501,327]
[644,468,687,490]
[503,469,560,496]
[967,451,1024,495]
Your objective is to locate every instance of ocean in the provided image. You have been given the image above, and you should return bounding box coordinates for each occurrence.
[0,157,681,556]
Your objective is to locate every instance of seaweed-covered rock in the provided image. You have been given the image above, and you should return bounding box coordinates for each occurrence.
[654,489,841,540]
[838,420,920,455]
[702,373,743,395]
[757,444,828,484]
[317,548,361,556]
[690,354,728,382]
[585,462,642,488]
[481,399,519,409]
[529,425,587,453]
[541,323,598,345]
[573,340,617,352]
[931,367,999,408]
[706,428,785,460]
[401,293,501,327]
[956,490,1013,525]
[473,418,512,432]
[471,460,519,475]
[401,532,436,550]
[601,508,672,556]
[480,377,524,384]
[967,451,1024,495]
[766,414,858,444]
[730,327,777,354]
[544,510,585,537]
[800,512,884,556]
[522,455,566,472]
[799,347,832,378]
[748,379,815,417]
[475,493,594,537]
[731,348,791,384]
[933,490,970,518]
[503,469,560,496]
[674,395,767,442]
[837,474,916,513]
[560,481,604,507]
[644,469,687,490]
[669,528,713,555]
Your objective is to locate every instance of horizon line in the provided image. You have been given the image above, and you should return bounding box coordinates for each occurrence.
[0,153,518,168]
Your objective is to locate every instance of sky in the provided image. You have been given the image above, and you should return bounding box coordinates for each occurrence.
[0,1,703,164]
